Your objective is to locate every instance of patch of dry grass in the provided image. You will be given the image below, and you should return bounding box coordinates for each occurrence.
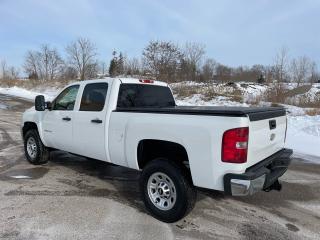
[262,83,287,104]
[172,82,244,102]
[172,85,199,98]
[305,108,320,116]
[0,78,75,90]
[294,98,320,108]
[285,85,312,97]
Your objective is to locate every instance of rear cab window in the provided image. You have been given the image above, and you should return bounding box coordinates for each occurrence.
[117,84,175,108]
[80,83,108,111]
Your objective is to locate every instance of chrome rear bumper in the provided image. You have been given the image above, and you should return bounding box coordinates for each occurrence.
[224,148,292,196]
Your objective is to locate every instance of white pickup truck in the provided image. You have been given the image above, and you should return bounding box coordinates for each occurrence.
[22,78,292,222]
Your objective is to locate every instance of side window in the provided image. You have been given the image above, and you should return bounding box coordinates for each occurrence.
[80,83,108,111]
[53,85,79,111]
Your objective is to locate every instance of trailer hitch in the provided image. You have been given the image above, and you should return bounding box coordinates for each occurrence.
[264,180,282,192]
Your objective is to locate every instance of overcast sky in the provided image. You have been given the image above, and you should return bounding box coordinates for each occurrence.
[0,0,319,68]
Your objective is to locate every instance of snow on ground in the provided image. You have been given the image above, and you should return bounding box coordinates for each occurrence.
[286,115,320,158]
[0,103,8,109]
[235,82,268,102]
[175,94,249,107]
[0,83,319,160]
[0,86,58,101]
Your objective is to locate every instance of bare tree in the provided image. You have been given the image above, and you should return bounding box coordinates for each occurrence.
[100,61,107,76]
[86,61,99,79]
[1,59,7,79]
[66,38,97,80]
[0,59,19,80]
[24,45,63,81]
[273,47,289,82]
[201,58,217,82]
[8,66,19,79]
[184,42,205,67]
[310,62,318,84]
[24,51,41,80]
[215,64,232,82]
[61,66,78,82]
[125,57,141,76]
[290,56,315,86]
[142,40,182,82]
[40,45,63,81]
[182,42,205,81]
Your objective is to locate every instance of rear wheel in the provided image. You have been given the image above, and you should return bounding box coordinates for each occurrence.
[140,158,196,223]
[24,129,49,165]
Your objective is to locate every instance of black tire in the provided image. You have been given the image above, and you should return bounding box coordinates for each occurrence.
[140,158,196,223]
[24,129,50,165]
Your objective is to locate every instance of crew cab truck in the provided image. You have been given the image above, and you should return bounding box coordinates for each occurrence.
[22,78,292,222]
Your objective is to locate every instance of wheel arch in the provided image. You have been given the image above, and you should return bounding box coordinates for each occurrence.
[22,122,39,137]
[137,139,190,173]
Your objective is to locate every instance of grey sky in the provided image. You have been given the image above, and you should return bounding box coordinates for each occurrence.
[0,0,319,68]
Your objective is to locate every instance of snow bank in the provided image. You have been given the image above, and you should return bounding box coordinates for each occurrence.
[286,115,320,157]
[175,94,249,107]
[0,86,58,101]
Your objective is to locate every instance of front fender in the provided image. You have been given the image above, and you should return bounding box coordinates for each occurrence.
[22,107,47,146]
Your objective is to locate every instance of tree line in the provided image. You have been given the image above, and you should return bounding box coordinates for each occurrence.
[0,38,319,85]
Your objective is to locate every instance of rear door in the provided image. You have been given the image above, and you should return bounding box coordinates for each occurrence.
[247,115,287,166]
[72,82,109,161]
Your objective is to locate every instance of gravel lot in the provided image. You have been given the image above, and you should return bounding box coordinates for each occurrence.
[0,94,319,240]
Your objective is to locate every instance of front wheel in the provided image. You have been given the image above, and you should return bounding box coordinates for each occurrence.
[140,158,196,223]
[24,129,49,165]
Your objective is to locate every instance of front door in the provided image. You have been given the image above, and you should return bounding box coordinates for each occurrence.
[73,82,109,161]
[42,85,80,152]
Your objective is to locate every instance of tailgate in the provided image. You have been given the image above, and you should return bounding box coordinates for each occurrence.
[247,115,287,166]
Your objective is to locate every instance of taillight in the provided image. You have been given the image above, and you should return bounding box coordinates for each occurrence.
[222,127,249,163]
[139,79,154,83]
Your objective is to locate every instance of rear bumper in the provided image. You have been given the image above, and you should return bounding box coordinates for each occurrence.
[224,148,293,196]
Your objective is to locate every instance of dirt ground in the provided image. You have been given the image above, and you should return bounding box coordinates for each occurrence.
[0,94,319,240]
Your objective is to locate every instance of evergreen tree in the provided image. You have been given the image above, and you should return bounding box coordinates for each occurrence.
[117,52,125,75]
[109,51,117,77]
[108,51,126,77]
[109,59,117,76]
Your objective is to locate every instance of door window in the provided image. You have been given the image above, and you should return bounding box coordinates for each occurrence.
[80,83,108,111]
[53,85,79,110]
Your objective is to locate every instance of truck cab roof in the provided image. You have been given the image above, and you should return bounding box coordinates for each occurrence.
[68,77,168,87]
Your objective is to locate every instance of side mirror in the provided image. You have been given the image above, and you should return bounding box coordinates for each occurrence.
[35,95,46,111]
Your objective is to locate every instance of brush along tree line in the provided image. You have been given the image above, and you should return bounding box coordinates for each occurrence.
[0,39,319,85]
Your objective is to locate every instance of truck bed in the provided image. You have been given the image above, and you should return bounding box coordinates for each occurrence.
[115,106,286,121]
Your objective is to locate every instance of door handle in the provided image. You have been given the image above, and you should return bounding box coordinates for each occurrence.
[62,117,71,121]
[269,120,276,130]
[91,119,102,124]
